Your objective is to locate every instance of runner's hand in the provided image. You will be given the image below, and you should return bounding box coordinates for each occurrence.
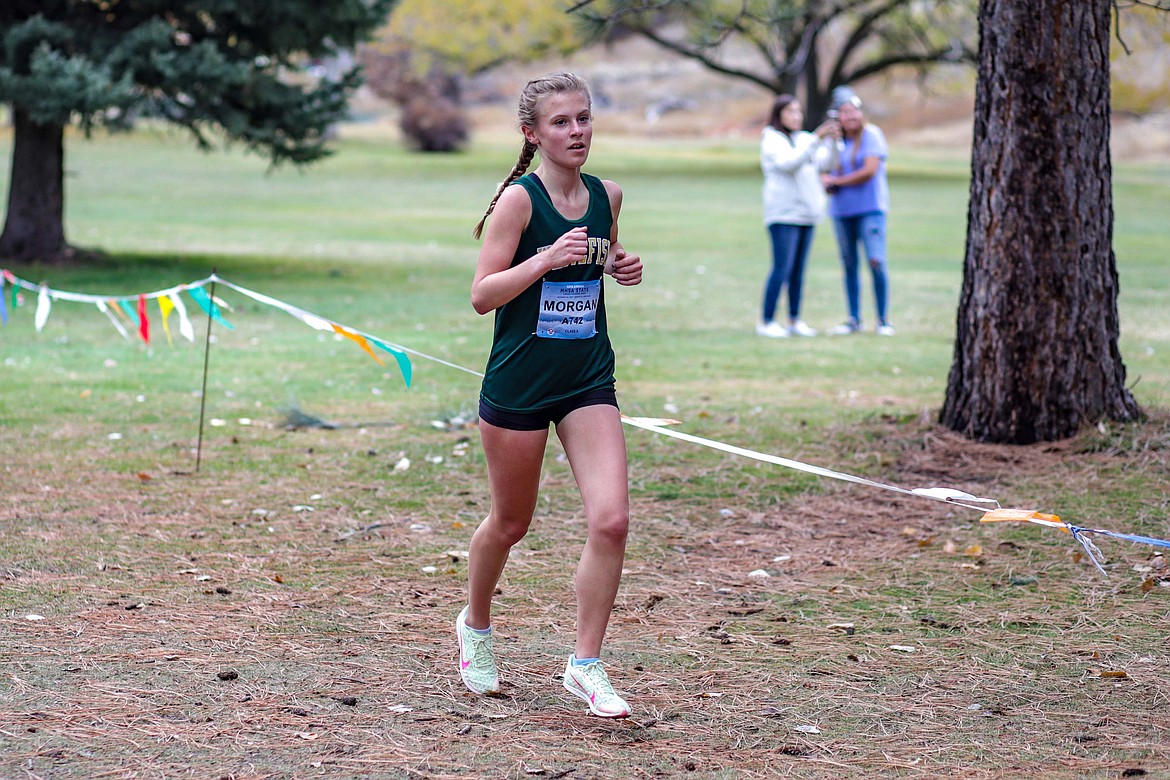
[543,226,590,271]
[609,244,642,286]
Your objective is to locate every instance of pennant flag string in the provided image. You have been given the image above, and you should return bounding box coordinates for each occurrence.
[3,268,1166,574]
[0,269,414,387]
[209,274,475,383]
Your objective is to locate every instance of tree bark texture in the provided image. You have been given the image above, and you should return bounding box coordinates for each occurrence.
[0,107,68,262]
[939,0,1141,444]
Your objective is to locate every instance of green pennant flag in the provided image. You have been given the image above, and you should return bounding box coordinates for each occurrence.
[187,287,234,330]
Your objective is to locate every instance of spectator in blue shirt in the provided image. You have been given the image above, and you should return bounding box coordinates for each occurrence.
[822,88,894,336]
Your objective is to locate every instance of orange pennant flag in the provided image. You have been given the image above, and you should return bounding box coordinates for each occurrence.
[979,508,1068,532]
[331,324,385,366]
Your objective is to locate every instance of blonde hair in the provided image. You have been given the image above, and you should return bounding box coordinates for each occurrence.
[472,72,592,239]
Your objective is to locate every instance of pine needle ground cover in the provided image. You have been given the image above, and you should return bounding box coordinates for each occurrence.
[1,129,1168,779]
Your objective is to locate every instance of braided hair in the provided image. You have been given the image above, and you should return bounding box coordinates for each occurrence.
[472,72,592,240]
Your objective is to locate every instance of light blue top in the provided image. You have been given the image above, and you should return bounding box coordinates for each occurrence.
[828,125,889,218]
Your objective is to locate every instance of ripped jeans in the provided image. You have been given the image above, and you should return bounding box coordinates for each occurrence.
[831,211,889,326]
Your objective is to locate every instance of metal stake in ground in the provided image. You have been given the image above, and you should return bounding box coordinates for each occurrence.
[195,271,218,473]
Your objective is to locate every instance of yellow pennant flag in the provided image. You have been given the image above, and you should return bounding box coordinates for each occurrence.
[158,295,175,346]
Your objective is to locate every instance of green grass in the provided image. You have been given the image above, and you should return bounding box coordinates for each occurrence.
[1,126,1169,779]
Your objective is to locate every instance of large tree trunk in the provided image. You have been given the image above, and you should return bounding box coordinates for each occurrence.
[0,107,69,262]
[939,0,1141,444]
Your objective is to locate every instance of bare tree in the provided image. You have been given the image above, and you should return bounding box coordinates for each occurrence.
[939,0,1142,443]
[571,0,978,123]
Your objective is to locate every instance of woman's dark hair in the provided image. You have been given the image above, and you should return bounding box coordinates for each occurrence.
[768,94,798,135]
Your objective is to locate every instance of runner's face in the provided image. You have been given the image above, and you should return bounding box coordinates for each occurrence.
[527,91,592,166]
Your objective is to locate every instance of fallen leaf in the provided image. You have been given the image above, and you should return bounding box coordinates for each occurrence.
[827,623,855,635]
[964,545,983,556]
[792,724,821,734]
[1099,670,1128,679]
[136,472,152,481]
[1141,578,1157,593]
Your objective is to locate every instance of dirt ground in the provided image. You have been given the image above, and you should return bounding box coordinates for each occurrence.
[2,413,1168,779]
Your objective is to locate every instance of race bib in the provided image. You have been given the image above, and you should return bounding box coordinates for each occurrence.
[536,280,600,339]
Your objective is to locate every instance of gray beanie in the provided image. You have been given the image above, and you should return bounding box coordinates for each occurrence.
[830,85,861,110]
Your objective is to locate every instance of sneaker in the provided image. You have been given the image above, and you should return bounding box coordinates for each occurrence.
[876,323,896,337]
[755,321,789,339]
[456,606,499,694]
[562,655,631,718]
[787,320,817,337]
[829,321,861,335]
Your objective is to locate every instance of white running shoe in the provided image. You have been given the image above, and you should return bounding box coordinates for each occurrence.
[829,321,861,335]
[562,656,631,718]
[876,323,896,337]
[788,320,817,337]
[756,321,789,338]
[456,606,499,694]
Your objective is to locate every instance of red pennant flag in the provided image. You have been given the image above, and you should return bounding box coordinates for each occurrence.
[137,294,150,343]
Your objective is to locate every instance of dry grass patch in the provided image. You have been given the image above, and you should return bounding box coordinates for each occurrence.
[2,414,1169,779]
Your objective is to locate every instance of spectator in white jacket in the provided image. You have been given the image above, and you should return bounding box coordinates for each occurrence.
[757,94,839,338]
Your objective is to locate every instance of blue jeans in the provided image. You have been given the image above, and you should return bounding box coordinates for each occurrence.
[832,211,889,326]
[762,223,815,323]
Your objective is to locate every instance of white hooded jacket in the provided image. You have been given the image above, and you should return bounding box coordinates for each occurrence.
[760,126,838,226]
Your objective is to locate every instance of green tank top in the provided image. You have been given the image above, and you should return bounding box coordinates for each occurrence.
[480,172,615,413]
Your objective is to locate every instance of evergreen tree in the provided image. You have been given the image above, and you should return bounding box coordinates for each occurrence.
[0,0,395,263]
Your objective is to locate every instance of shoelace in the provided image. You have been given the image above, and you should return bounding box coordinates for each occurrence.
[577,663,616,696]
[466,632,494,670]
